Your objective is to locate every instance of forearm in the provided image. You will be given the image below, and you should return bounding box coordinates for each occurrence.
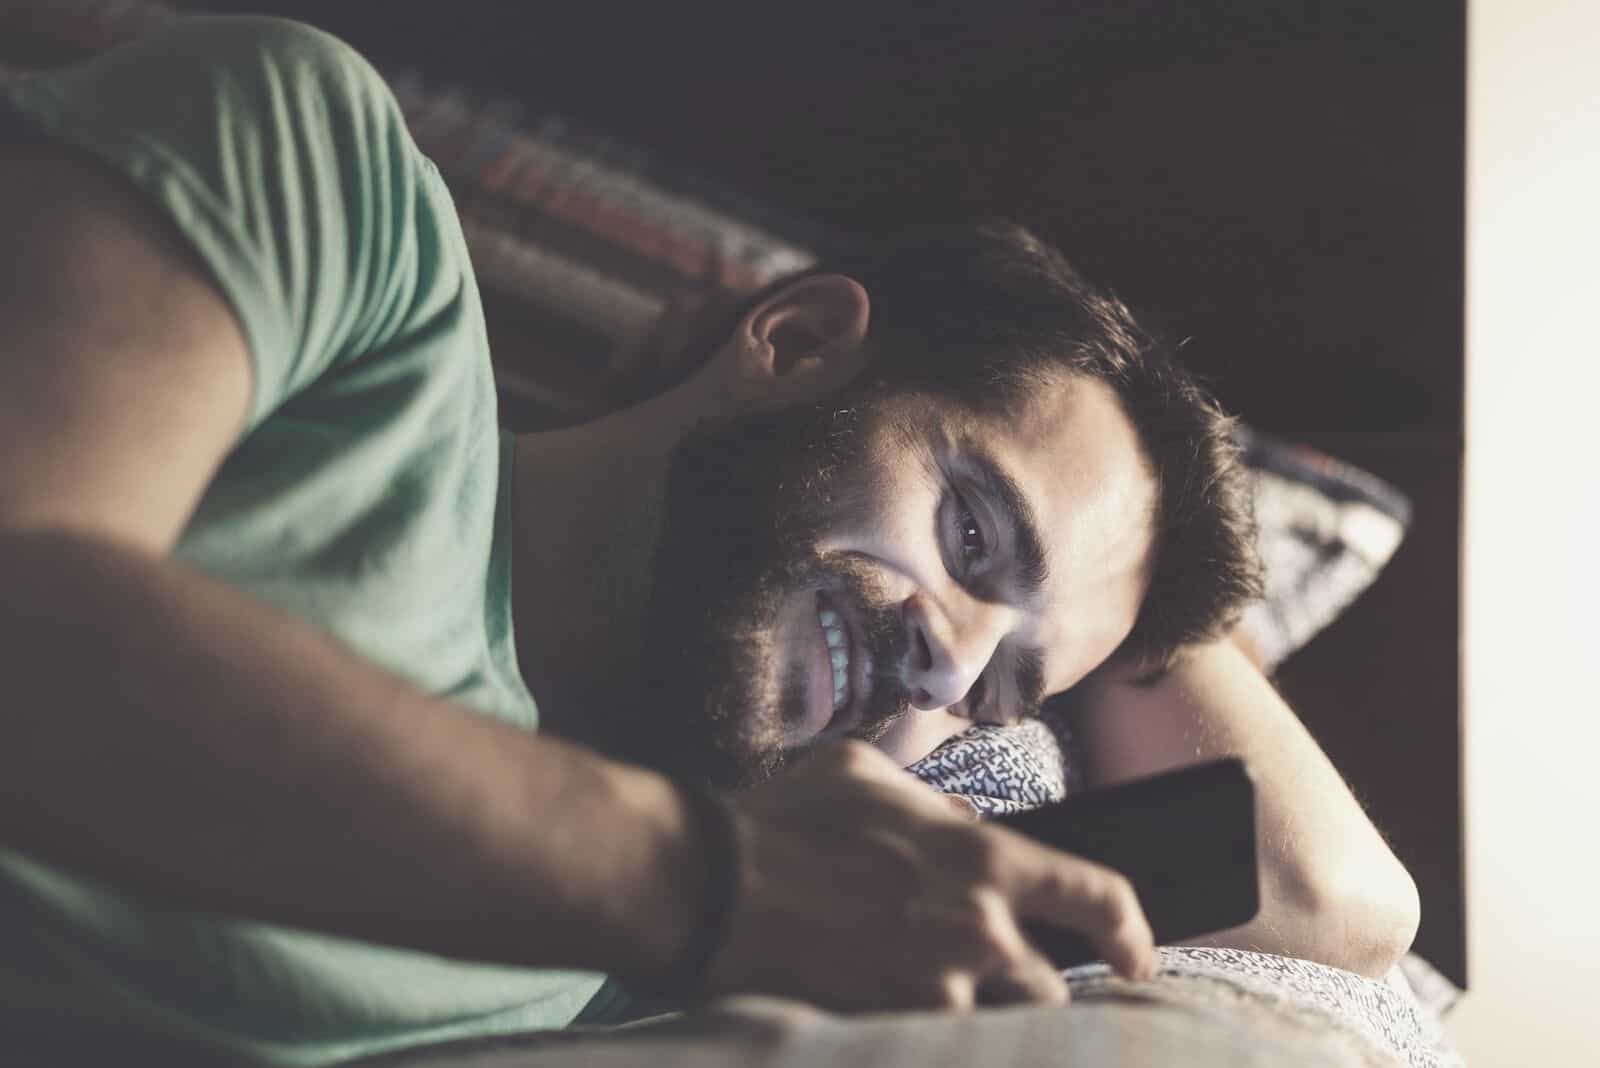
[1067,639,1419,976]
[0,528,698,981]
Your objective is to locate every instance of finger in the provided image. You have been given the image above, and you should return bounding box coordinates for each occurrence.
[802,742,983,827]
[977,957,1071,1007]
[969,899,1070,1006]
[944,794,980,821]
[973,894,1070,1005]
[1004,837,1157,980]
[933,970,979,1012]
[875,770,985,825]
[914,889,1067,1006]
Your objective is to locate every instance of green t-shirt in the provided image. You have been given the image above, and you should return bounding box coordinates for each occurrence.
[0,16,610,1064]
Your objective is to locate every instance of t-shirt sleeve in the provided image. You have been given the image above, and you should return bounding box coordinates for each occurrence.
[0,16,459,431]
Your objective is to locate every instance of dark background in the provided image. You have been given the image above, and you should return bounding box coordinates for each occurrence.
[192,0,1468,985]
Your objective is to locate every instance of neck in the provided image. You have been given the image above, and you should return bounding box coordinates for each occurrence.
[508,373,717,753]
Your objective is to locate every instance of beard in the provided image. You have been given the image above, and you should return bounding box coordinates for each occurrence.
[611,388,919,789]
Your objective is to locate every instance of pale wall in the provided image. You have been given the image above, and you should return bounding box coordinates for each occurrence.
[1448,0,1600,1063]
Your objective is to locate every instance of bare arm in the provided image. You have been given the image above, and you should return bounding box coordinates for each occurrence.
[0,137,703,979]
[1,525,718,975]
[1066,639,1420,976]
[0,138,1155,1008]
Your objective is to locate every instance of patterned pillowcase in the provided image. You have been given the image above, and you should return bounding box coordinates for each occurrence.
[1067,946,1463,1066]
[1233,424,1412,673]
[903,713,1071,817]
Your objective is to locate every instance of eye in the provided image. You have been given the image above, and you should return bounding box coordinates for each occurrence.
[950,490,989,569]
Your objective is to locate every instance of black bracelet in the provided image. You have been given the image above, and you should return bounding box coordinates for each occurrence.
[633,780,741,998]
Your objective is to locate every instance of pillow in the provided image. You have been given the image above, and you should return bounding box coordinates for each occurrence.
[1068,946,1464,1066]
[1232,424,1412,672]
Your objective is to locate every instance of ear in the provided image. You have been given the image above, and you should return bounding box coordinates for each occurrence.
[719,273,871,414]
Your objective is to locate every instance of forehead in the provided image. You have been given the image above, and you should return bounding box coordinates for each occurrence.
[918,376,1159,694]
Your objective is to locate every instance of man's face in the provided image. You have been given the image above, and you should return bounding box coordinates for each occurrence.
[623,372,1158,789]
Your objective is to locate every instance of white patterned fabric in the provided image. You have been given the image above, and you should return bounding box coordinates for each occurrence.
[1065,947,1464,1068]
[905,711,1072,816]
[1232,425,1411,672]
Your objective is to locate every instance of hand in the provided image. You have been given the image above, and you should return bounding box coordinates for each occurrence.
[702,740,1156,1012]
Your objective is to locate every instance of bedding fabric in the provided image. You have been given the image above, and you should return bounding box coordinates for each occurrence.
[349,947,1463,1068]
[1065,947,1463,1068]
[1232,425,1412,672]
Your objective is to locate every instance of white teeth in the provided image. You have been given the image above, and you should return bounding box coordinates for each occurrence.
[818,605,850,713]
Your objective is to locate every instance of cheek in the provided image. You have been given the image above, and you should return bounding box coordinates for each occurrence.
[815,462,942,587]
[1042,591,1144,695]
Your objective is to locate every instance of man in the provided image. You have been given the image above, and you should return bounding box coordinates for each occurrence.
[0,16,1419,1066]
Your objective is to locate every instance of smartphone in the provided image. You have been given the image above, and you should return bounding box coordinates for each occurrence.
[992,757,1259,967]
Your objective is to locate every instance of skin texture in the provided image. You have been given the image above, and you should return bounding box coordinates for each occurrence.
[0,144,250,551]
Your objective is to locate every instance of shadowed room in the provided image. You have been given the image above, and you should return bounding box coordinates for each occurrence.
[2,1,1593,1065]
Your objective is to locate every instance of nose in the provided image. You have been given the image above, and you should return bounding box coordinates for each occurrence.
[901,589,1009,712]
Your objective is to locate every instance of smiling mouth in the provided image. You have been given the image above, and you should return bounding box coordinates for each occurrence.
[816,591,872,734]
[818,603,850,714]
